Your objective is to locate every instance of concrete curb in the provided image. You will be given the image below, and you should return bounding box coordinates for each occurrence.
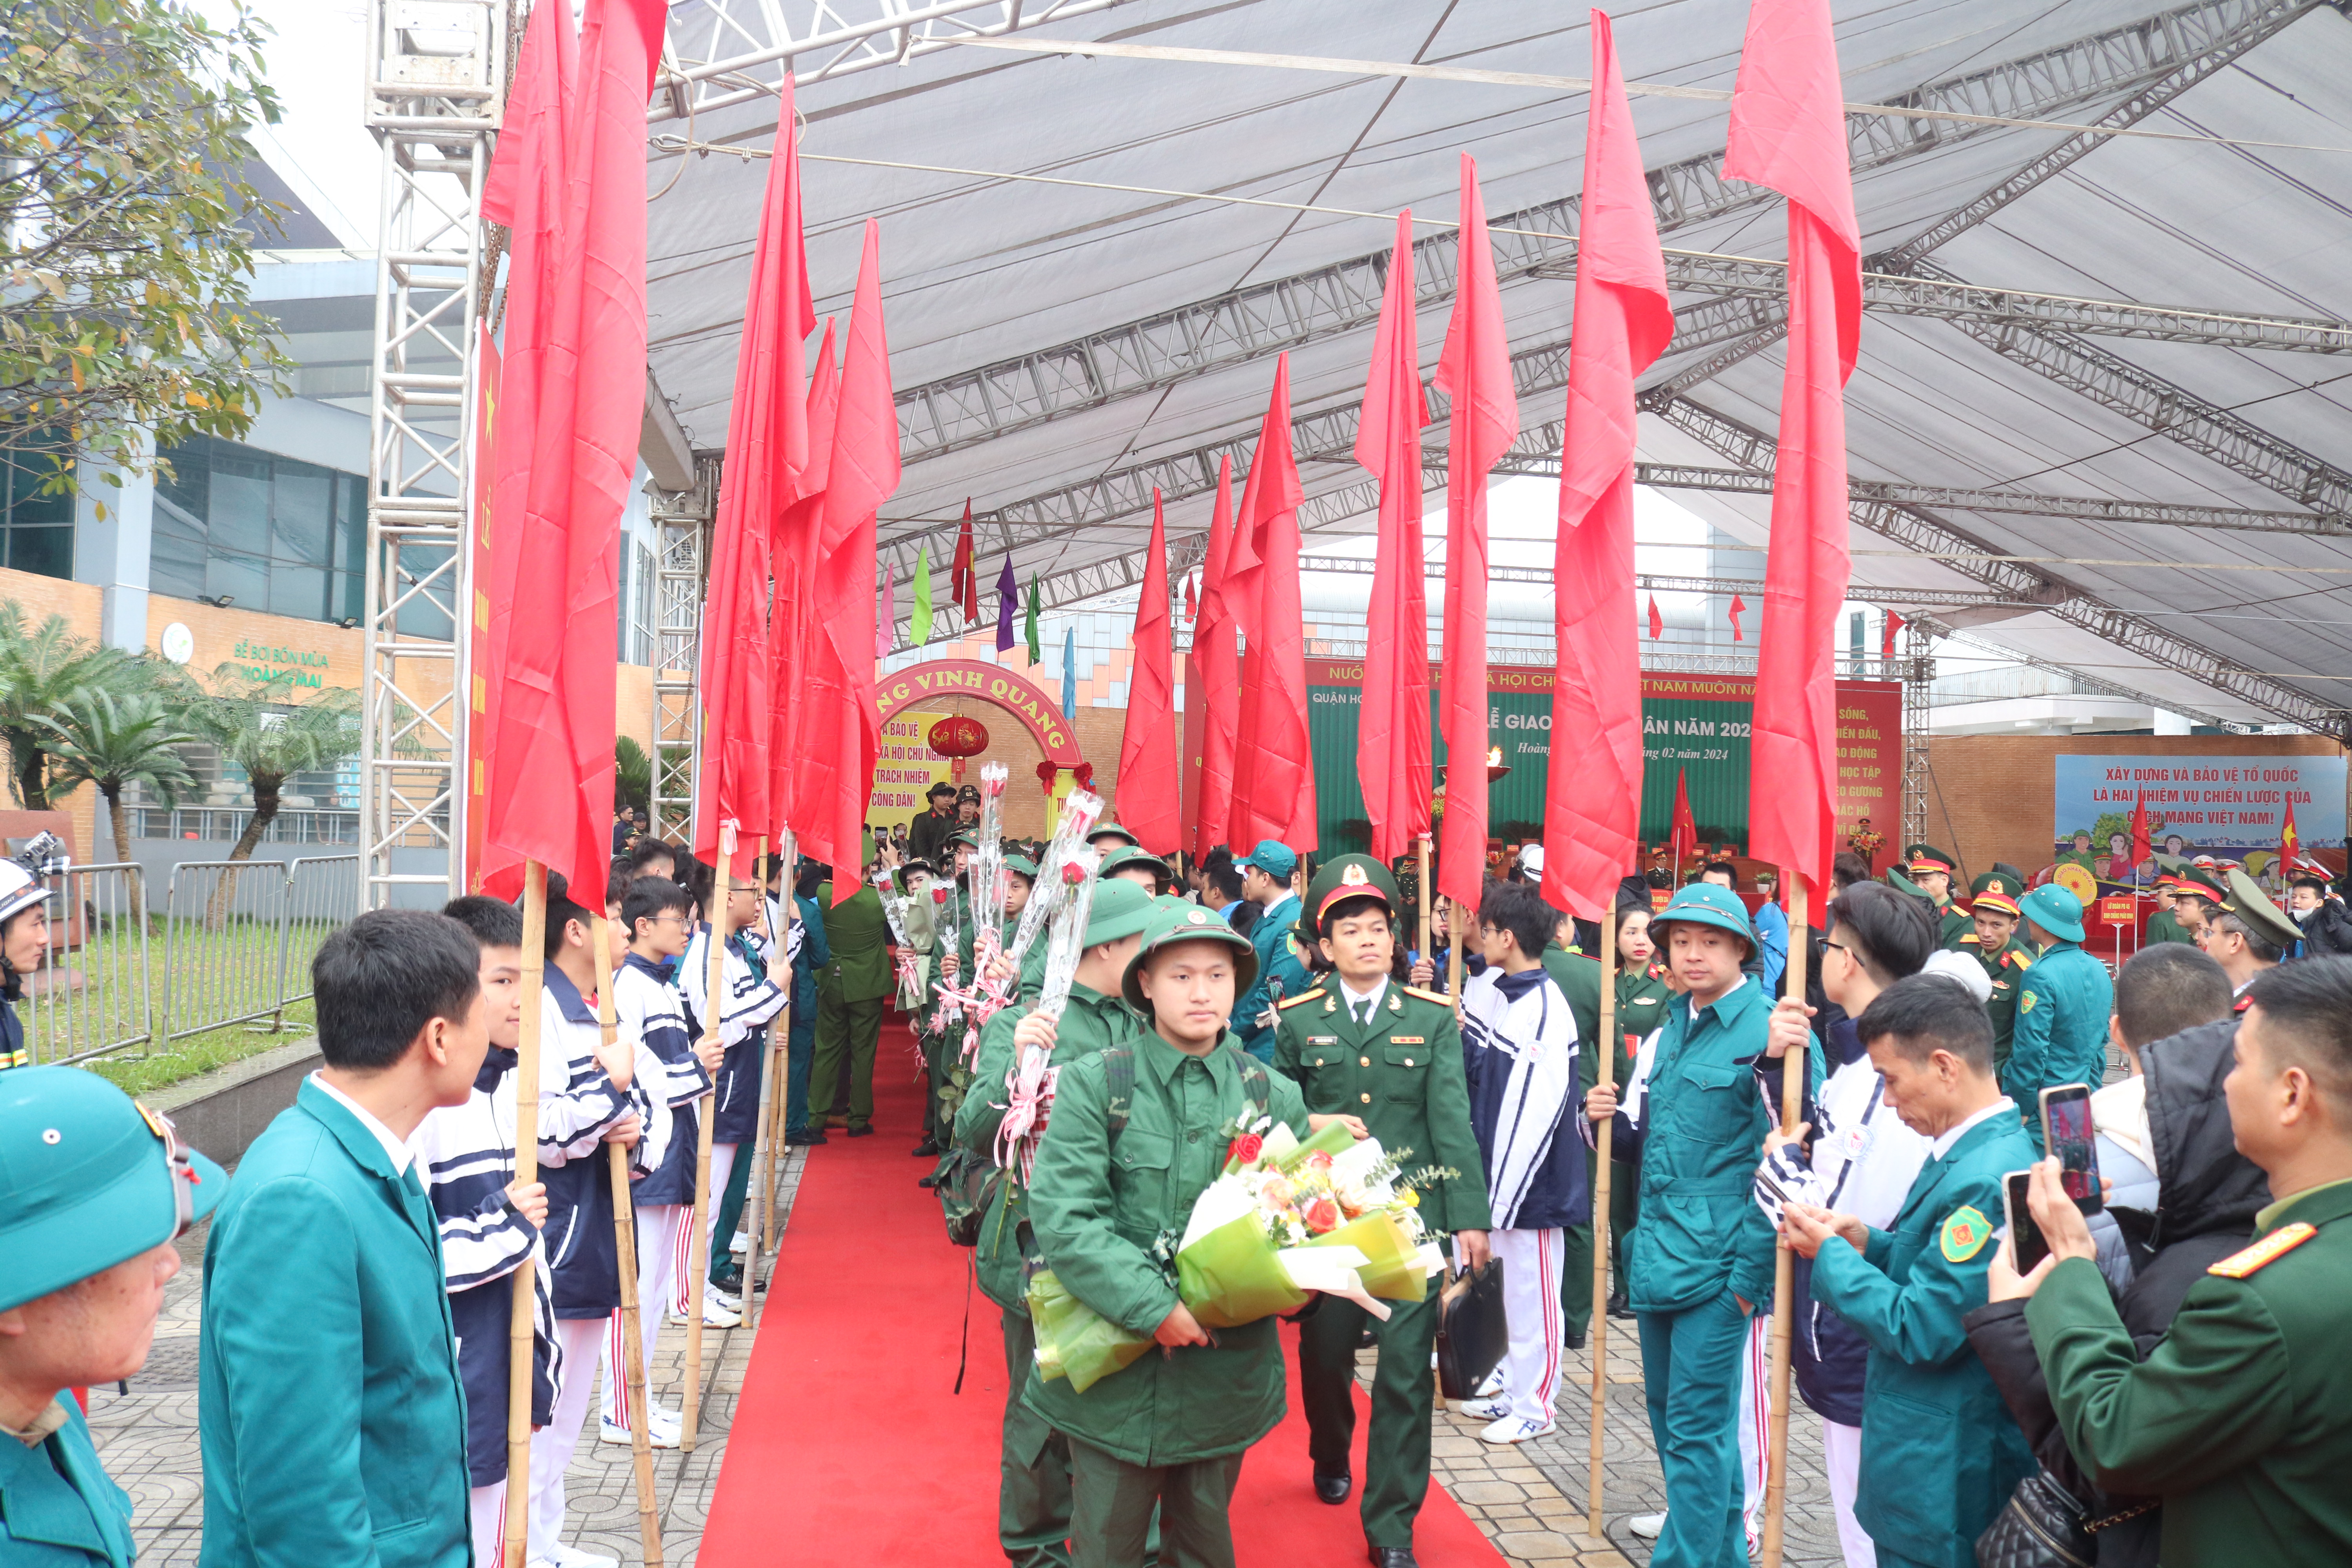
[148,1036,323,1168]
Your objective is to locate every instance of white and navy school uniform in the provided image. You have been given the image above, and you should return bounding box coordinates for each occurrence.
[602,951,709,1431]
[1460,964,1587,1427]
[525,964,668,1558]
[678,921,789,1295]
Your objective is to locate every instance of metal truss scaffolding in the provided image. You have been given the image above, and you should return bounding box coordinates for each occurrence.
[360,0,503,908]
[1901,618,1932,847]
[648,459,718,841]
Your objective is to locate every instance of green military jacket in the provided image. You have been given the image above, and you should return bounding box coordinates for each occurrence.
[2003,940,2114,1151]
[817,882,893,1004]
[1269,977,1490,1234]
[1024,1028,1311,1466]
[2145,908,2197,946]
[2029,1177,2352,1566]
[954,982,1139,1312]
[1952,935,2033,1074]
[1937,903,1974,951]
[0,1401,134,1567]
[198,1079,471,1568]
[1614,964,1674,1061]
[1812,1105,2040,1567]
[1538,941,1605,1055]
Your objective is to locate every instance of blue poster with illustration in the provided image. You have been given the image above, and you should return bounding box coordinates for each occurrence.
[2053,754,2347,884]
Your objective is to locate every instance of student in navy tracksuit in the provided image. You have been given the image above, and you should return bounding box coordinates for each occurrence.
[526,879,668,1564]
[603,877,718,1445]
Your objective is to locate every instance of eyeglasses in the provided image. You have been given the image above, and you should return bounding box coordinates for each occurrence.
[136,1102,201,1238]
[1820,938,1849,955]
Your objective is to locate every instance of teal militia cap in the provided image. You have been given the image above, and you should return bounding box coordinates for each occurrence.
[2018,884,2087,944]
[1,1066,226,1313]
[1082,876,1158,947]
[1650,882,1757,953]
[1238,840,1298,882]
[1122,902,1259,1014]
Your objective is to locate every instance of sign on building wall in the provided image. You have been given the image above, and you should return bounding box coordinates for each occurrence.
[2053,753,2348,882]
[1303,659,1902,858]
[868,710,955,830]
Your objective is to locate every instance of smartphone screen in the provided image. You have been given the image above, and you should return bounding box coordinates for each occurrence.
[2040,1083,2103,1215]
[2004,1170,2049,1275]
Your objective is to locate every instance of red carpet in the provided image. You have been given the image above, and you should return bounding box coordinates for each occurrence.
[701,1019,1507,1566]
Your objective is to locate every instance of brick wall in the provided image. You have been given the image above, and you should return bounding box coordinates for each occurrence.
[1923,733,2348,878]
[915,693,1129,840]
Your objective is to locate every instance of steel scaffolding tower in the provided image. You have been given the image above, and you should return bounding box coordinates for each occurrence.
[648,459,717,842]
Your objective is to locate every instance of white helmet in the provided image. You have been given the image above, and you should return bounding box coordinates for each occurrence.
[0,859,51,928]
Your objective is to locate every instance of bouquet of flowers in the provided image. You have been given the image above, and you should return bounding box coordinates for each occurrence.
[1295,1136,1452,1304]
[1027,1268,1153,1394]
[929,880,964,1033]
[872,869,926,1013]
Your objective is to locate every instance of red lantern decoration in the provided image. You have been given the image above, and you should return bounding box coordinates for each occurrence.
[926,715,989,757]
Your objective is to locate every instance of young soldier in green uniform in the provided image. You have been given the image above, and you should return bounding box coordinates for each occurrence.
[954,877,1155,1568]
[1026,903,1352,1568]
[2005,886,2114,1151]
[1271,857,1488,1568]
[1902,845,1973,950]
[809,872,892,1136]
[2,1069,227,1567]
[2004,957,2352,1566]
[1100,846,1172,896]
[1782,976,2038,1568]
[1950,873,2033,1074]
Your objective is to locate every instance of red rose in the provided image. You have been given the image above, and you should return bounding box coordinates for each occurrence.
[1305,1151,1334,1173]
[1062,862,1086,886]
[1302,1197,1341,1235]
[1228,1133,1264,1167]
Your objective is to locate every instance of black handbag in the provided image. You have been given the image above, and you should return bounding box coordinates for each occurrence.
[1975,1469,2095,1568]
[1434,1257,1508,1399]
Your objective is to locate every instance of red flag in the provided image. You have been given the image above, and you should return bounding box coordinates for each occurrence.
[1647,595,1664,640]
[1434,155,1519,909]
[1670,767,1699,866]
[693,80,814,878]
[1115,491,1181,855]
[1880,610,1905,662]
[1354,211,1434,866]
[1729,594,1747,642]
[2281,792,2301,867]
[464,322,499,891]
[475,0,665,907]
[1543,10,1675,924]
[2129,790,2152,874]
[952,501,977,622]
[1183,575,1196,624]
[770,319,837,844]
[1187,457,1240,857]
[795,222,898,897]
[1726,0,1862,903]
[1227,355,1316,850]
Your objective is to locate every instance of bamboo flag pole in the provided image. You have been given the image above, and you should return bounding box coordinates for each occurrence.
[1586,906,1617,1540]
[683,823,737,1451]
[1417,834,1442,1414]
[1758,871,1809,1568]
[742,834,782,1331]
[501,861,546,1568]
[759,863,800,1257]
[595,914,663,1568]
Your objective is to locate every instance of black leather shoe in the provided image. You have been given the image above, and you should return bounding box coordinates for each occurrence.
[1607,1291,1633,1320]
[1368,1548,1418,1568]
[1564,1327,1587,1352]
[845,1125,874,1138]
[1314,1472,1352,1505]
[917,1174,938,1189]
[911,1138,941,1157]
[788,1131,827,1146]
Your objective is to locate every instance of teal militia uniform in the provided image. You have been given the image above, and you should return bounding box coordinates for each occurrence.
[1232,892,1308,1063]
[1952,936,2032,1076]
[199,1078,470,1568]
[1,1402,136,1566]
[809,882,892,1132]
[1539,942,1606,1342]
[2002,940,2112,1152]
[1599,963,1673,1288]
[2028,1178,2352,1566]
[1809,1108,2038,1568]
[955,982,1141,1568]
[1025,1030,1312,1566]
[1273,978,1488,1551]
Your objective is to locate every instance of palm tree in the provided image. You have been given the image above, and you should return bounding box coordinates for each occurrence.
[183,670,363,866]
[615,735,652,819]
[0,602,138,808]
[36,680,200,911]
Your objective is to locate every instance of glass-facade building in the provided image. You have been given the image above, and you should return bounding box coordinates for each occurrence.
[153,435,369,624]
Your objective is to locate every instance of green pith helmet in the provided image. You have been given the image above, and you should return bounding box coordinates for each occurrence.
[1649,882,1757,955]
[1003,854,1040,882]
[1098,844,1171,887]
[1121,902,1258,1014]
[2018,884,2087,944]
[1086,821,1139,851]
[2,1066,227,1313]
[1080,876,1158,947]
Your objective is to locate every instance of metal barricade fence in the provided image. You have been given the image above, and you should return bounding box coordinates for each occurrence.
[160,861,296,1042]
[274,855,361,1020]
[22,863,152,1067]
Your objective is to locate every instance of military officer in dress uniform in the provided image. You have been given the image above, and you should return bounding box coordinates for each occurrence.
[1951,873,2034,1074]
[2006,886,2114,1152]
[1271,856,1489,1568]
[2145,871,2201,946]
[2205,869,2299,1007]
[1900,845,1973,949]
[1,1068,225,1566]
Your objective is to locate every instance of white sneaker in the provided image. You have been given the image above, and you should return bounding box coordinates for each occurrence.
[1629,1511,1668,1540]
[730,1229,750,1255]
[700,1288,743,1327]
[711,1285,743,1311]
[1478,1413,1556,1445]
[1455,1395,1512,1421]
[1473,1366,1506,1399]
[597,1405,681,1449]
[552,1548,618,1568]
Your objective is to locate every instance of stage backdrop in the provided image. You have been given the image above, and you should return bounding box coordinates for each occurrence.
[2054,753,2347,882]
[867,710,954,831]
[1303,659,1902,860]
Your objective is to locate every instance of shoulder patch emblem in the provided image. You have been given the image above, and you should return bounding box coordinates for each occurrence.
[1401,984,1452,1005]
[2018,991,2036,1013]
[2209,1221,2318,1278]
[1276,988,1326,1011]
[1940,1205,1993,1263]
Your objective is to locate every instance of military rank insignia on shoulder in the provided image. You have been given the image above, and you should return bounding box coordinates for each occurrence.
[2006,951,2031,970]
[1276,988,1325,1011]
[1939,1205,1992,1263]
[2209,1221,2319,1278]
[1401,984,1451,1005]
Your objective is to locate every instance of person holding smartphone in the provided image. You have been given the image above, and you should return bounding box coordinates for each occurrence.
[1780,973,2038,1568]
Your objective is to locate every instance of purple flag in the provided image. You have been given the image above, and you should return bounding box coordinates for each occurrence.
[995,555,1018,652]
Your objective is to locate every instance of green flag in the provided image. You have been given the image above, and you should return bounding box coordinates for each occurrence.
[1024,576,1041,663]
[911,544,933,646]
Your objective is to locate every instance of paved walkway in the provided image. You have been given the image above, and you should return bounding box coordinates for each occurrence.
[94,1154,1840,1566]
